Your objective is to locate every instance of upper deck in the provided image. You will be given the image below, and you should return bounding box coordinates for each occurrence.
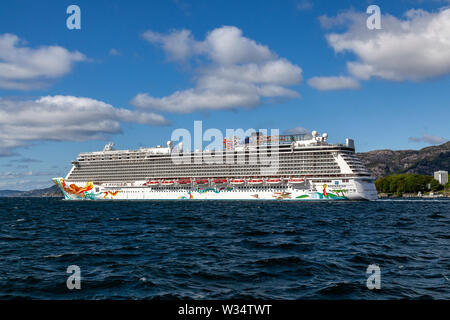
[65,130,370,183]
[75,130,356,162]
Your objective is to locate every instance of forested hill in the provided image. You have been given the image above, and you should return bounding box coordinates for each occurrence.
[358,141,450,179]
[0,185,63,198]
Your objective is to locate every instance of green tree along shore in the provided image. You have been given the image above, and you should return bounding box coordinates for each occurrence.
[375,173,450,196]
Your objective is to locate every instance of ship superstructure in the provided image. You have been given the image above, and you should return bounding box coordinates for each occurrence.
[53,130,378,200]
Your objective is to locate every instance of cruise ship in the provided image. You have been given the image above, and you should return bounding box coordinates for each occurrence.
[53,130,378,201]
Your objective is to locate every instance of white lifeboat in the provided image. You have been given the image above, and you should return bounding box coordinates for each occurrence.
[230,179,245,185]
[161,180,175,186]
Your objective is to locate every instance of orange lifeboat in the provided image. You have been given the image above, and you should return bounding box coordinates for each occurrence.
[230,179,245,185]
[288,178,305,184]
[266,178,282,185]
[161,180,174,186]
[194,179,209,185]
[248,179,263,185]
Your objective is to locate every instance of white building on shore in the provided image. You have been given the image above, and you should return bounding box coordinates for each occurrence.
[434,170,448,185]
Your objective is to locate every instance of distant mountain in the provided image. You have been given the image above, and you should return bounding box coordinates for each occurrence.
[0,185,63,198]
[358,141,450,179]
[0,190,22,197]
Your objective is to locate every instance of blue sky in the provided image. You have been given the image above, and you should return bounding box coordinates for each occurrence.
[0,0,449,190]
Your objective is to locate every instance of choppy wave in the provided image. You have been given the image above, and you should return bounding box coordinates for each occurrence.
[0,198,449,299]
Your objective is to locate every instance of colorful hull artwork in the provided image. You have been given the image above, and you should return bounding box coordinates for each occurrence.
[53,178,356,200]
[306,184,348,200]
[53,178,121,200]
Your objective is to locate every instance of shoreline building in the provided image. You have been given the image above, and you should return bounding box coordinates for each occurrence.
[434,170,448,185]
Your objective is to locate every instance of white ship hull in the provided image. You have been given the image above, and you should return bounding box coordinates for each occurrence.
[53,178,378,201]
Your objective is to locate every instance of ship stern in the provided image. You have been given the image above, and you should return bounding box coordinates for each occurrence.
[352,178,379,201]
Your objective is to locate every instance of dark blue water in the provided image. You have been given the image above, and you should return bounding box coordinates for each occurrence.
[0,198,449,299]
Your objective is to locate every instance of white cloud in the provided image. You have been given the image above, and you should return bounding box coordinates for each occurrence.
[142,29,199,62]
[0,34,87,90]
[109,48,121,56]
[201,26,275,66]
[284,126,310,135]
[320,8,450,81]
[0,170,56,190]
[15,157,42,163]
[409,133,448,145]
[0,95,169,156]
[0,170,33,179]
[307,76,361,91]
[208,59,302,85]
[296,0,313,11]
[133,26,302,113]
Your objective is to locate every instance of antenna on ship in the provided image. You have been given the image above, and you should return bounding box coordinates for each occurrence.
[173,142,184,153]
[103,142,115,151]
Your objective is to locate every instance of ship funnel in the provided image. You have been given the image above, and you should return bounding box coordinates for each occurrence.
[103,142,115,151]
[346,138,355,149]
